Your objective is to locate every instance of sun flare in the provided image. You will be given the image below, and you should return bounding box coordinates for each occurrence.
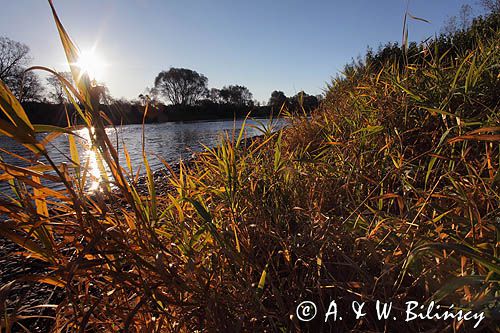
[74,49,107,81]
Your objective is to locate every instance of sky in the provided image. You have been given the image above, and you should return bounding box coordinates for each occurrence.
[0,0,485,103]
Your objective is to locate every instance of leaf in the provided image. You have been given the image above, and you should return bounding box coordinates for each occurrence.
[406,243,500,275]
[466,126,500,135]
[21,275,66,288]
[32,175,49,217]
[408,13,430,24]
[352,125,384,135]
[48,0,92,105]
[393,81,424,102]
[0,81,43,153]
[257,264,268,291]
[431,275,489,303]
[448,134,500,144]
[420,107,455,117]
[0,80,34,131]
[0,222,54,263]
[188,199,212,223]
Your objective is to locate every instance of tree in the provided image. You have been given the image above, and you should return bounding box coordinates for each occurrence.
[138,93,149,106]
[0,36,30,82]
[442,4,474,35]
[289,91,319,112]
[98,83,113,105]
[209,88,223,103]
[0,36,43,102]
[459,4,474,29]
[7,70,44,103]
[154,68,208,105]
[478,0,500,13]
[218,85,253,106]
[46,71,73,104]
[268,90,287,108]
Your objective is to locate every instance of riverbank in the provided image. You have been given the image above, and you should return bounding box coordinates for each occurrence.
[0,133,266,332]
[20,101,292,126]
[0,10,498,332]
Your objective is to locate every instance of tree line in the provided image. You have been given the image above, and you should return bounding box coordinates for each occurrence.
[0,38,320,125]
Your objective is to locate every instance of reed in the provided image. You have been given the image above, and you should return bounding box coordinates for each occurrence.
[0,1,498,331]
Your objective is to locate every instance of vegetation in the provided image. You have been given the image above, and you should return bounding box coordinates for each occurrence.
[210,85,253,106]
[0,2,499,332]
[268,90,321,113]
[0,36,44,103]
[154,67,209,106]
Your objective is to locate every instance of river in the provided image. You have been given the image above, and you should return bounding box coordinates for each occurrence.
[0,118,285,194]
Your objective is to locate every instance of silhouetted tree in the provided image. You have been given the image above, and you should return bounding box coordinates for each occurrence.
[154,67,208,105]
[268,90,287,108]
[98,83,113,105]
[46,71,72,104]
[0,36,30,82]
[8,70,44,103]
[209,88,223,103]
[0,36,43,101]
[478,0,500,13]
[289,91,319,112]
[442,4,474,34]
[219,85,253,106]
[138,93,149,106]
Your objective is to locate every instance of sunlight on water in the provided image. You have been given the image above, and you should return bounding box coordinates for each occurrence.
[85,149,103,192]
[74,126,104,193]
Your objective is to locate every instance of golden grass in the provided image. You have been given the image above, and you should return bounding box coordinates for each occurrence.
[0,1,498,332]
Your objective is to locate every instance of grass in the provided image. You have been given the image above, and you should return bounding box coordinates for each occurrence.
[0,1,499,332]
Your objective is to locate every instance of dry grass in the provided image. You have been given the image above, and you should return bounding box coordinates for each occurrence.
[0,2,499,332]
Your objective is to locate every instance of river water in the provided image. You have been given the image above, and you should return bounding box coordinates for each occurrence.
[0,118,285,194]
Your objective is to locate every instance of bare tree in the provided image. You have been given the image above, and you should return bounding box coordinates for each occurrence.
[46,71,73,104]
[459,4,473,30]
[0,36,43,102]
[478,0,500,13]
[0,36,30,81]
[441,4,474,35]
[6,70,44,103]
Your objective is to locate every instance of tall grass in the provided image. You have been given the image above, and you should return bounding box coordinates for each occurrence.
[0,1,499,332]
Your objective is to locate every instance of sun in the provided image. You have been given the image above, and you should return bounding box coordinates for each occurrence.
[74,48,107,81]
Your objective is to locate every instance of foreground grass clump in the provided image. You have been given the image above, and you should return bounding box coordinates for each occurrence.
[0,3,499,332]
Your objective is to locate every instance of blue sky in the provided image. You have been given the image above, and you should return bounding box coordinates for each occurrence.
[0,0,484,103]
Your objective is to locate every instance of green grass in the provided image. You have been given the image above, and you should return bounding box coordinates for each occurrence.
[0,2,499,332]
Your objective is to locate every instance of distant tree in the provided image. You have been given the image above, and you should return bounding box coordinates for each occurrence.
[0,36,30,83]
[154,67,208,105]
[46,71,72,104]
[442,16,458,35]
[478,0,500,13]
[139,87,160,107]
[289,91,319,112]
[138,93,149,106]
[268,90,288,108]
[442,4,474,35]
[459,4,474,29]
[0,36,43,102]
[219,85,253,106]
[209,88,223,103]
[8,70,44,103]
[98,83,113,105]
